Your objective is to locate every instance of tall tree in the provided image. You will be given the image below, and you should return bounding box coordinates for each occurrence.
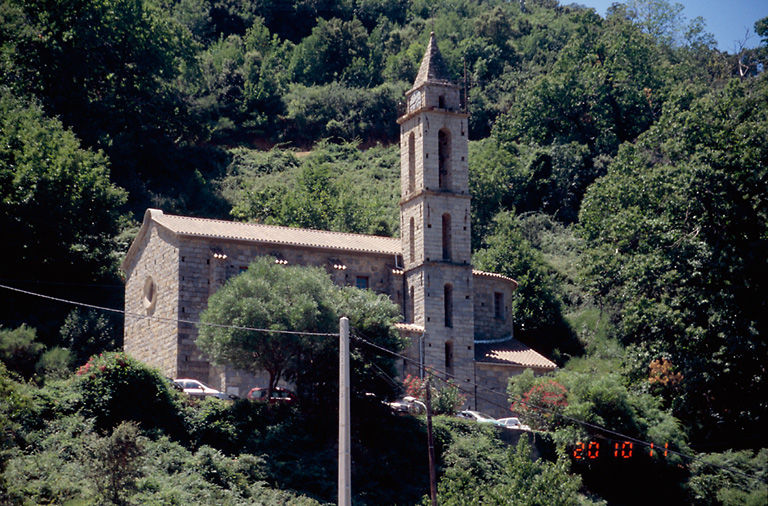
[0,89,127,336]
[197,257,403,403]
[579,75,768,447]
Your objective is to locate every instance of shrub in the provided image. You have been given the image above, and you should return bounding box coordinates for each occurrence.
[75,352,185,436]
[87,421,145,505]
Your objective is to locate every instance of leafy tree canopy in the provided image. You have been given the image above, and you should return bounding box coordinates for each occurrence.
[579,74,768,447]
[197,257,404,404]
[0,89,127,335]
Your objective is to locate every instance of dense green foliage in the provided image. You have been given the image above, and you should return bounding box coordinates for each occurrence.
[579,75,768,447]
[198,257,404,406]
[221,142,400,235]
[0,89,127,336]
[1,0,767,503]
[431,427,587,505]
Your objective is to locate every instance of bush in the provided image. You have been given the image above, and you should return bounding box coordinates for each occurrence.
[75,352,185,436]
[87,421,145,505]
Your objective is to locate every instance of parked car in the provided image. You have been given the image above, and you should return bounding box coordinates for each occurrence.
[387,396,427,415]
[174,378,230,400]
[496,417,531,431]
[247,386,296,403]
[457,410,498,424]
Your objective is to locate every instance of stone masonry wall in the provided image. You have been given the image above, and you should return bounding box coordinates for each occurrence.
[123,223,180,378]
[174,235,401,395]
[474,363,525,418]
[473,276,515,340]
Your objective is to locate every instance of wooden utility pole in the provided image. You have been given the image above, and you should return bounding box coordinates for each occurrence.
[338,317,351,506]
[425,376,438,506]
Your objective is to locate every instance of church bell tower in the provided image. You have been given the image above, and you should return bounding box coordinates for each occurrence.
[398,33,474,385]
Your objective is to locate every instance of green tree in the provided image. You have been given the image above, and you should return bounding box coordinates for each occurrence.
[224,142,400,236]
[197,257,403,402]
[435,434,586,505]
[290,17,373,87]
[88,421,145,505]
[60,309,119,368]
[0,89,126,336]
[0,325,44,379]
[578,76,768,447]
[473,211,578,360]
[687,448,767,505]
[0,0,195,156]
[34,347,73,380]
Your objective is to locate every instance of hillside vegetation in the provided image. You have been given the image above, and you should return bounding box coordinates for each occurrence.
[1,0,767,503]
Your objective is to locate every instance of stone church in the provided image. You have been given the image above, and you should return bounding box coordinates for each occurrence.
[122,33,555,416]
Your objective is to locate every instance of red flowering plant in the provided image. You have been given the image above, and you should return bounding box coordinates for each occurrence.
[510,379,568,431]
[76,352,184,434]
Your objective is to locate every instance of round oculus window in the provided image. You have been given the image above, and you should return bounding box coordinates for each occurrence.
[143,276,157,312]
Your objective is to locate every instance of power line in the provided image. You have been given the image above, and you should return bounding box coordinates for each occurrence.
[0,282,761,484]
[350,329,766,485]
[0,283,337,337]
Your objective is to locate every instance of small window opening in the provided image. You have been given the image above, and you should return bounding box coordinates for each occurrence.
[444,284,453,328]
[408,132,415,193]
[442,214,452,261]
[409,217,415,263]
[438,129,451,189]
[445,341,454,375]
[494,292,504,320]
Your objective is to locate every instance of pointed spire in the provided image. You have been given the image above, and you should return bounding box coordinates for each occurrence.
[412,32,454,89]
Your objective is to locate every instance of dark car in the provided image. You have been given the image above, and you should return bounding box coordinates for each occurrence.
[247,386,296,403]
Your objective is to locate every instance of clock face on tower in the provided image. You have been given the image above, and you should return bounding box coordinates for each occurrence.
[408,90,422,113]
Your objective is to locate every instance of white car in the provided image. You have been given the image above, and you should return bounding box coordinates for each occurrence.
[387,396,427,415]
[496,417,531,431]
[174,378,230,400]
[457,410,498,424]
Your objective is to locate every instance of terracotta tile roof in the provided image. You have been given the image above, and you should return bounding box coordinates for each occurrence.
[475,337,556,369]
[151,210,402,255]
[472,269,518,288]
[412,32,453,89]
[395,322,425,333]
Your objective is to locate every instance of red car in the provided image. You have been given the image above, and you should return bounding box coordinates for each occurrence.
[247,387,296,403]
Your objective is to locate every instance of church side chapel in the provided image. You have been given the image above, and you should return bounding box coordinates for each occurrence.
[121,33,555,416]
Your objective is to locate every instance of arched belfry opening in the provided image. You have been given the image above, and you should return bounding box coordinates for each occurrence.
[442,213,452,261]
[438,128,451,190]
[409,217,415,263]
[408,132,415,193]
[444,283,453,328]
[409,285,415,323]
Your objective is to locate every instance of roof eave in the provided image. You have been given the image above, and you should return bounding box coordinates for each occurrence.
[120,209,170,275]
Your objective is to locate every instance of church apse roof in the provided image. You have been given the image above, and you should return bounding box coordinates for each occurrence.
[475,337,557,370]
[411,32,454,89]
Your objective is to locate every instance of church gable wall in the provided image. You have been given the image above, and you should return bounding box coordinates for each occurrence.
[123,223,180,378]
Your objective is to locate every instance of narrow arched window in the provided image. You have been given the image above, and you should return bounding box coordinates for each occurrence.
[438,95,445,109]
[438,129,451,190]
[444,284,453,328]
[408,132,415,193]
[442,213,451,261]
[445,341,454,374]
[409,285,415,323]
[409,217,415,263]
